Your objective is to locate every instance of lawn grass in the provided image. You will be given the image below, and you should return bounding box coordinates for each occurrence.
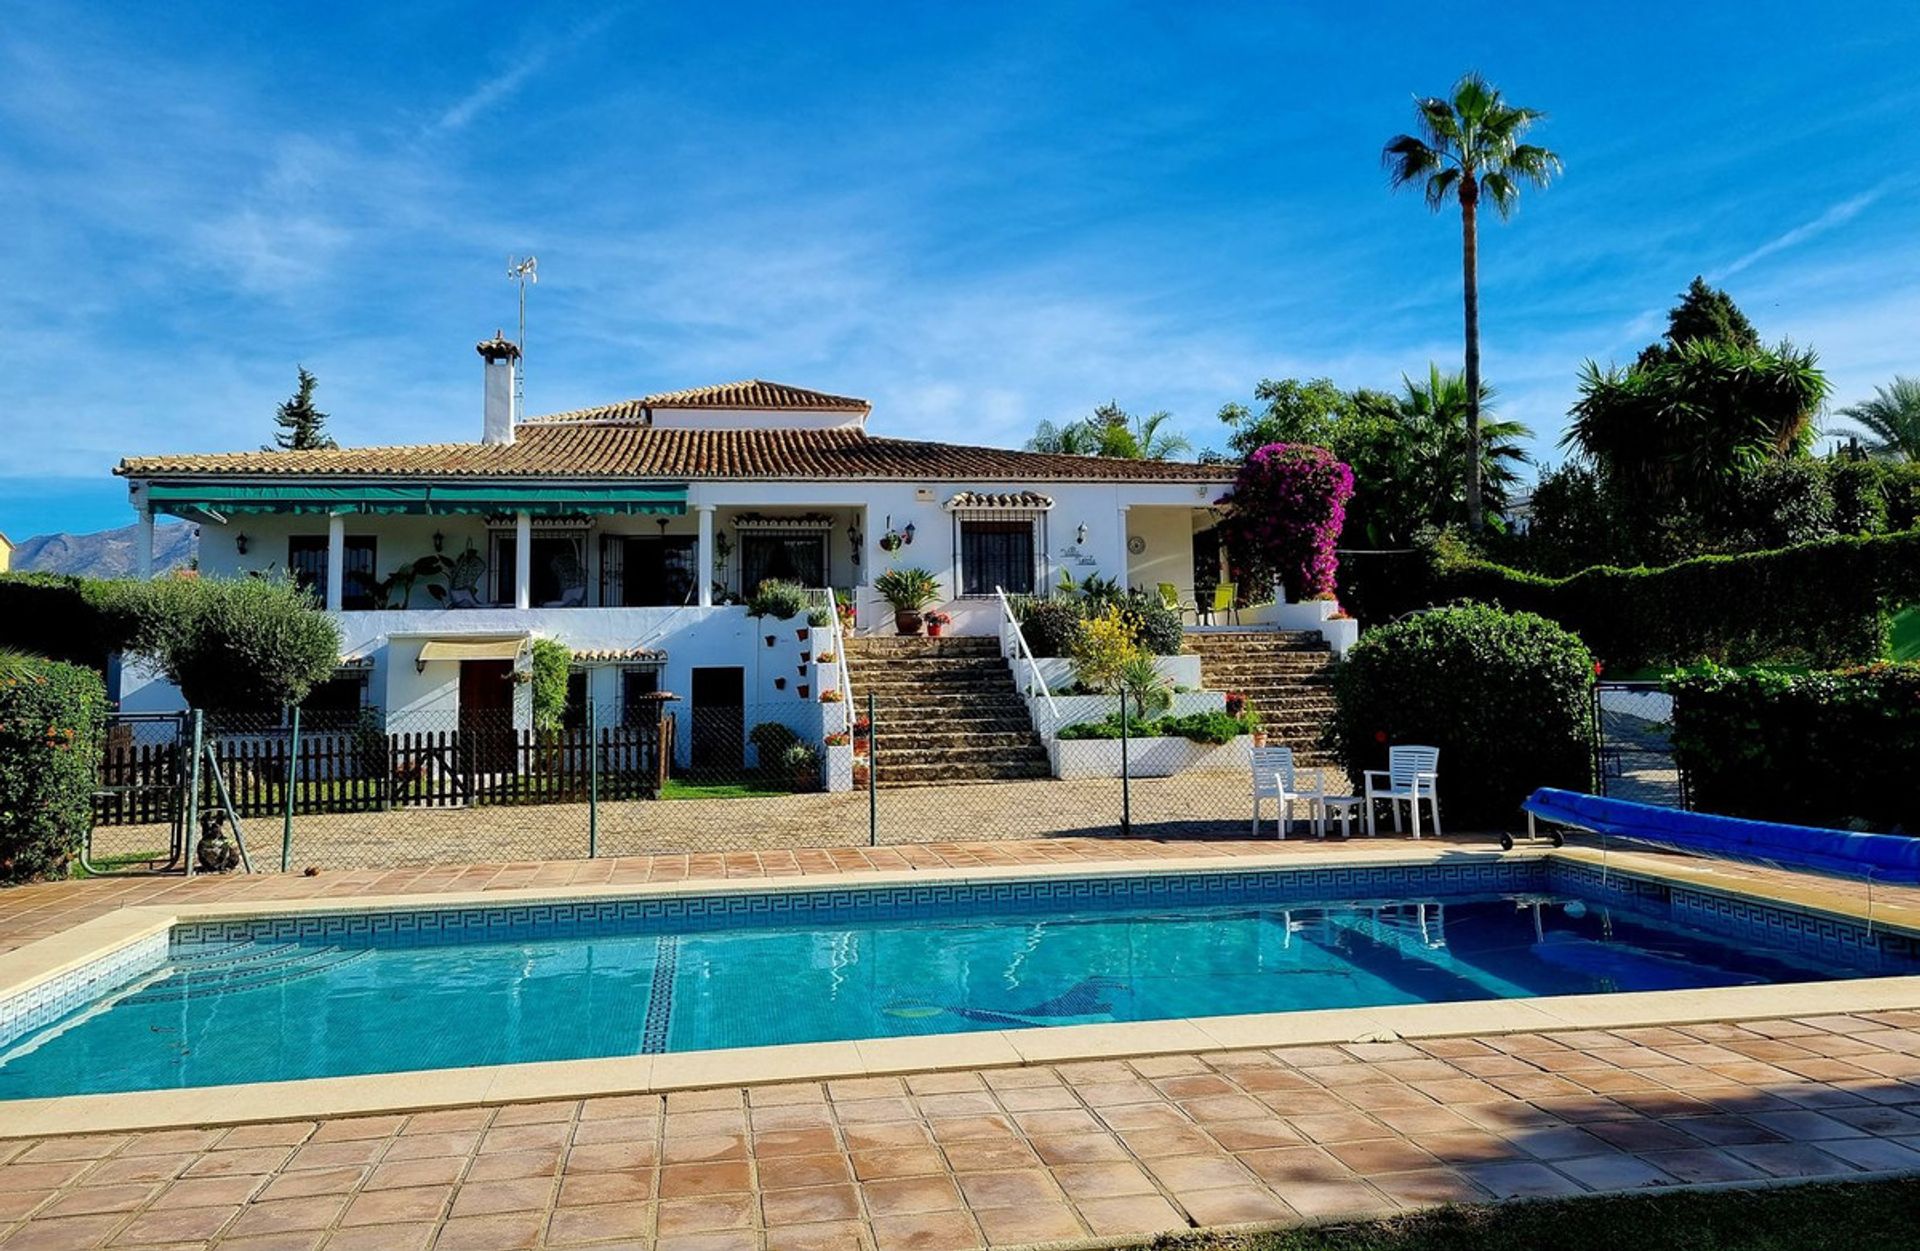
[658,777,803,801]
[70,848,168,878]
[1142,1179,1920,1251]
[1890,604,1920,663]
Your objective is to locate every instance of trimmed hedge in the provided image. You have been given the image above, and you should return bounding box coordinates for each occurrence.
[1013,592,1184,658]
[1326,603,1595,828]
[1354,529,1920,670]
[0,656,108,883]
[0,573,145,670]
[1668,664,1920,831]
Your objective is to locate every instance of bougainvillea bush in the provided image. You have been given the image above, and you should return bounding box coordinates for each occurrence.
[1325,603,1594,828]
[1218,443,1355,603]
[0,656,107,883]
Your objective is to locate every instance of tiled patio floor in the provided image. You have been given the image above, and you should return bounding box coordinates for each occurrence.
[3,1013,1920,1249]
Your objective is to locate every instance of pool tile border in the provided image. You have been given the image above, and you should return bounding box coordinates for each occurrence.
[4,843,1920,1137]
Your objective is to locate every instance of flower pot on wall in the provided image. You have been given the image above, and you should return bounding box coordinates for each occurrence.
[774,677,786,690]
[894,611,923,636]
[764,635,776,648]
[926,621,944,638]
[798,684,811,699]
[796,629,809,643]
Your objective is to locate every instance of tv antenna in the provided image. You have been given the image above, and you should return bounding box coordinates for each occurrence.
[506,255,538,410]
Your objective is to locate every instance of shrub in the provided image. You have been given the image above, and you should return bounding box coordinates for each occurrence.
[746,579,810,620]
[1115,593,1184,656]
[1362,529,1920,670]
[749,722,800,765]
[129,576,342,711]
[0,655,108,883]
[1014,598,1084,658]
[0,574,148,671]
[1668,663,1920,830]
[1831,461,1891,536]
[1217,442,1355,601]
[1715,458,1834,551]
[1056,709,1253,744]
[1117,652,1173,720]
[1071,607,1141,694]
[1326,603,1594,828]
[528,639,571,735]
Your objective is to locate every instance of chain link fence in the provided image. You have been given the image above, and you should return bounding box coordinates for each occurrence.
[90,688,1367,872]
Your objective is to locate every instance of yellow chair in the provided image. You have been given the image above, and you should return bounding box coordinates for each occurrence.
[1157,582,1198,623]
[1199,582,1239,625]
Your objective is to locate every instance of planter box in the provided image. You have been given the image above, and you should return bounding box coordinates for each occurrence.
[1031,654,1204,691]
[824,743,855,793]
[1049,734,1253,780]
[820,696,848,734]
[1030,690,1226,739]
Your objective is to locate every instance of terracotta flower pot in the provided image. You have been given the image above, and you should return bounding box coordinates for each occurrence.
[774,677,786,690]
[798,684,811,699]
[764,635,776,647]
[796,629,809,643]
[894,610,923,636]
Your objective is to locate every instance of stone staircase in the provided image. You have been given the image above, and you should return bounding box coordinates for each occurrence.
[843,636,1052,788]
[1183,630,1340,764]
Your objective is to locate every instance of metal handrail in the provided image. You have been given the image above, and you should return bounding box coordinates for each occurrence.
[822,587,854,709]
[995,585,1057,723]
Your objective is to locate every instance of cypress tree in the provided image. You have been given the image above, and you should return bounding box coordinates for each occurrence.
[269,367,338,451]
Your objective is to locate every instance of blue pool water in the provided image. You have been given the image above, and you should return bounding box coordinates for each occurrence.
[1,865,1910,1099]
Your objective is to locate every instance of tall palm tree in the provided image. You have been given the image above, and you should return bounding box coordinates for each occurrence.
[1024,419,1101,455]
[1383,73,1561,532]
[1839,376,1920,460]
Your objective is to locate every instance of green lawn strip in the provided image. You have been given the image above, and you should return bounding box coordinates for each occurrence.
[659,778,803,801]
[1891,604,1920,663]
[69,848,169,878]
[1138,1179,1920,1251]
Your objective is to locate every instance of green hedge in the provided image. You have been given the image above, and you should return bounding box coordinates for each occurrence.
[1355,529,1920,670]
[0,656,108,883]
[1326,603,1595,828]
[1668,664,1920,831]
[1056,709,1255,744]
[0,573,145,670]
[1012,592,1183,657]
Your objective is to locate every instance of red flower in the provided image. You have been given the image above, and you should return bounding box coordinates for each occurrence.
[1592,661,1605,677]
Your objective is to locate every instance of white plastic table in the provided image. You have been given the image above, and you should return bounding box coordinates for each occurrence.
[1316,795,1365,839]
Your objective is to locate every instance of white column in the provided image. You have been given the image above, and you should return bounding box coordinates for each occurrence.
[695,505,715,608]
[1115,506,1131,588]
[514,511,532,611]
[135,507,155,580]
[325,513,345,613]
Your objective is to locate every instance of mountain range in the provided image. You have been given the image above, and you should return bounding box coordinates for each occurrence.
[7,521,198,578]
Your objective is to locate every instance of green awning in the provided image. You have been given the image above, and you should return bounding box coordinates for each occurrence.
[147,483,687,518]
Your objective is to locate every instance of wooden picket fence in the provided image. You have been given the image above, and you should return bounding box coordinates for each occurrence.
[93,715,672,826]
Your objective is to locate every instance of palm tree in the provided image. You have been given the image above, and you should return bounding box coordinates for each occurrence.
[1383,73,1561,532]
[1025,403,1193,460]
[1839,376,1920,460]
[1398,365,1533,523]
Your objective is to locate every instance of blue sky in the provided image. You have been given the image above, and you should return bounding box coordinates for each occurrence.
[4,2,1917,539]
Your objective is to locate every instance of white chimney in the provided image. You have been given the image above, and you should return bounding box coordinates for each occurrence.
[477,330,520,445]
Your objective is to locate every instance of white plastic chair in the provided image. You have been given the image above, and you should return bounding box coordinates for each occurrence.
[1251,746,1323,838]
[1364,745,1442,838]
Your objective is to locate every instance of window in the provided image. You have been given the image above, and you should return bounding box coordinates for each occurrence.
[563,670,589,731]
[491,533,587,607]
[297,671,368,730]
[288,536,378,610]
[958,518,1037,596]
[621,667,661,726]
[740,533,825,593]
[600,536,698,607]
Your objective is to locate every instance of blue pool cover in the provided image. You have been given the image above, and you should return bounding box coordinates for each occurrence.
[1524,788,1920,884]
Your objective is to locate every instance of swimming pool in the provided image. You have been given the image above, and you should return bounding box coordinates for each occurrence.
[3,859,1915,1099]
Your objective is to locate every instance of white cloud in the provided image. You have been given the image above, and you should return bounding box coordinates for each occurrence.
[1712,184,1890,280]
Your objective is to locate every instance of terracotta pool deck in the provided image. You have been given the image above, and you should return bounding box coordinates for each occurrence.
[3,836,1920,1250]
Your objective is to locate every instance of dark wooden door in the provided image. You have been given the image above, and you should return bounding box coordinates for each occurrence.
[459,660,516,774]
[689,667,744,776]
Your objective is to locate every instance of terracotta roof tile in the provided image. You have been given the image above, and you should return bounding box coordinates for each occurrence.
[535,380,869,421]
[117,426,1233,485]
[944,491,1055,510]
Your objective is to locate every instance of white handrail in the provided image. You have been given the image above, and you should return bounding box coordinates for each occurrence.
[996,586,1057,723]
[821,587,853,710]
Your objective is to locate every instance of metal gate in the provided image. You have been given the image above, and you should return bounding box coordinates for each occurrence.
[1591,681,1686,808]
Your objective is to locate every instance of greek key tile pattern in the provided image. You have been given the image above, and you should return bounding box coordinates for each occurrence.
[169,860,1545,953]
[1550,860,1920,974]
[0,932,167,1049]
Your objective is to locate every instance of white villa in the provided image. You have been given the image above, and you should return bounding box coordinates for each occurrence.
[114,333,1250,750]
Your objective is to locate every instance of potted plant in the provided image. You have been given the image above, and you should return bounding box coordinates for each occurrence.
[873,567,940,636]
[923,609,952,638]
[820,688,844,703]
